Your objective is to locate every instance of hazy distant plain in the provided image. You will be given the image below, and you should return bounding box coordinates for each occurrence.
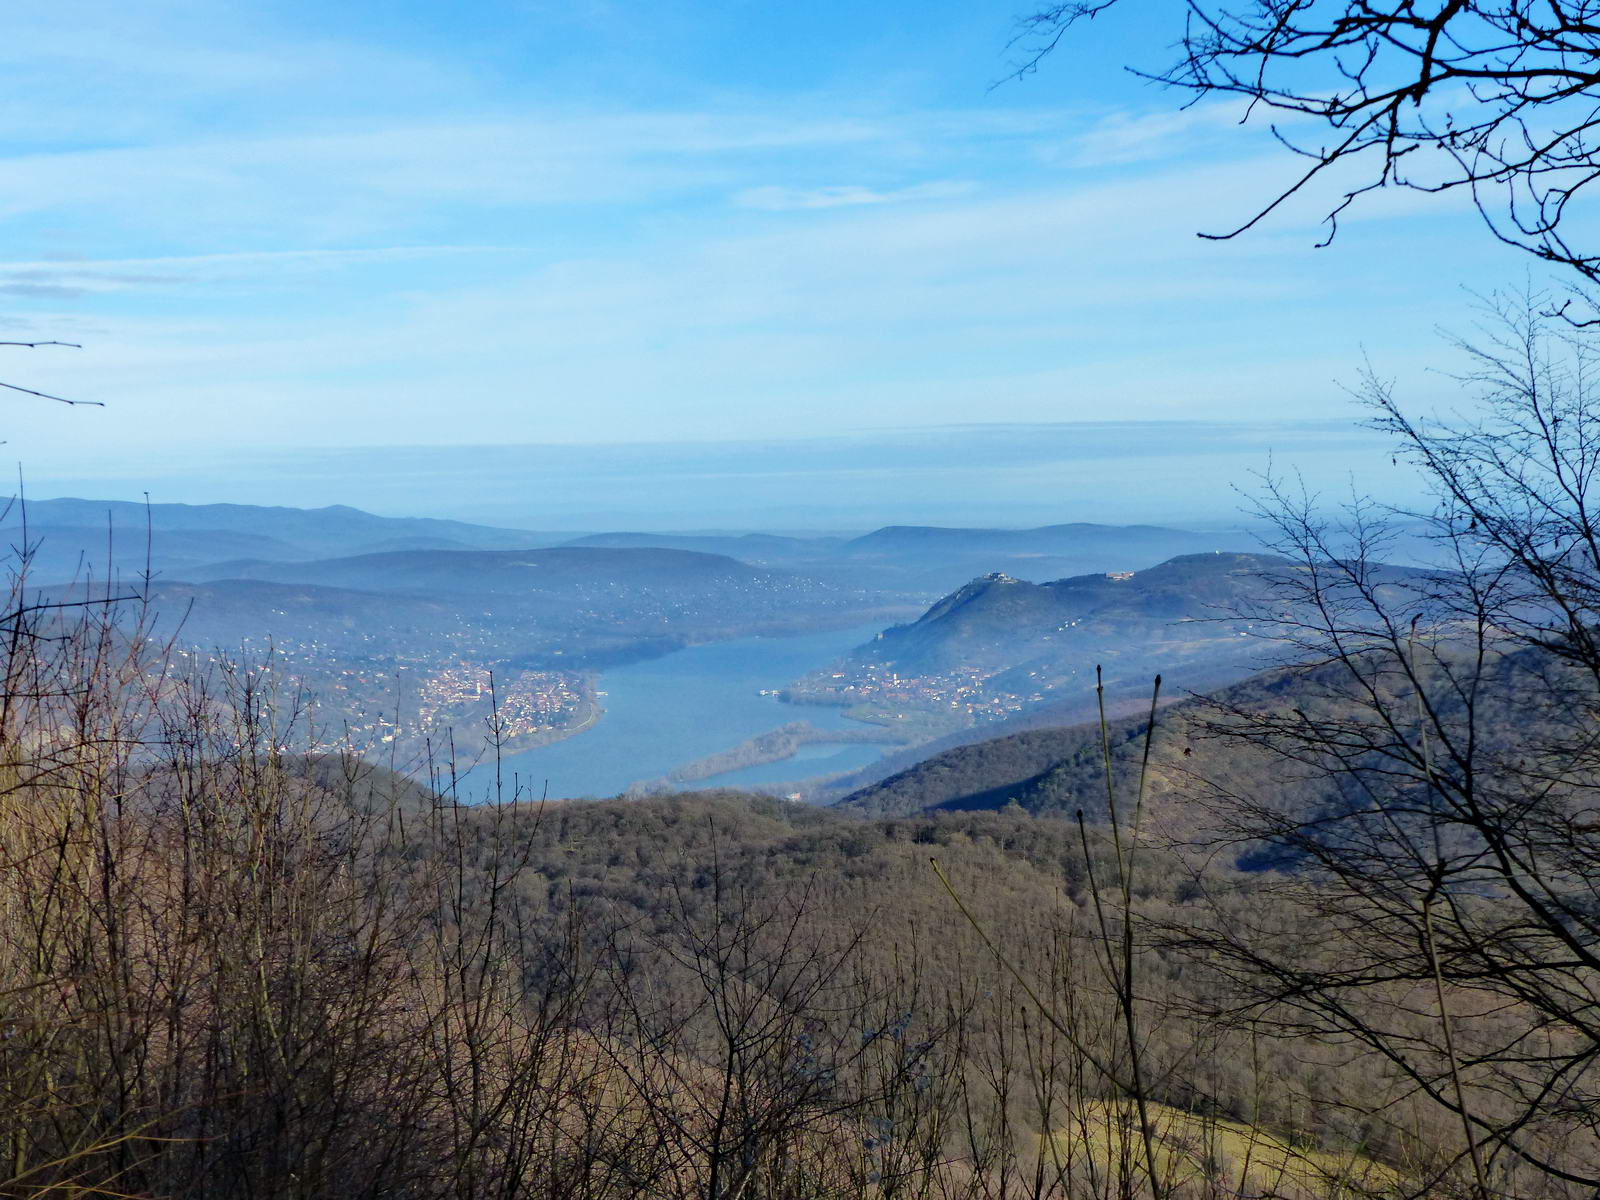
[24,420,1412,532]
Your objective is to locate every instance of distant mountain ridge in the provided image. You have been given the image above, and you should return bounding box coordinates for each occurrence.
[839,522,1224,556]
[554,521,1258,597]
[778,551,1443,777]
[106,542,898,686]
[3,497,566,587]
[6,501,1256,597]
[558,531,844,562]
[832,550,1456,821]
[195,545,779,596]
[867,552,1291,675]
[2,498,544,547]
[831,523,1256,595]
[794,552,1299,705]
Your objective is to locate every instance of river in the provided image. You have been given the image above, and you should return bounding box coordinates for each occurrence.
[454,623,887,801]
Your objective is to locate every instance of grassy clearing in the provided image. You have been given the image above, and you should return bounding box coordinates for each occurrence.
[1043,1099,1401,1199]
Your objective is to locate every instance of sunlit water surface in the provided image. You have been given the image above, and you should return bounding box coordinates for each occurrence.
[455,623,886,801]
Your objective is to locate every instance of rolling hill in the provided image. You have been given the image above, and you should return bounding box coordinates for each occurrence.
[138,578,459,647]
[0,498,565,586]
[558,522,1262,596]
[130,544,900,677]
[1,498,551,553]
[195,545,783,597]
[839,521,1229,558]
[786,552,1317,736]
[865,552,1299,675]
[835,634,1561,876]
[832,522,1257,593]
[557,531,844,563]
[4,500,1259,607]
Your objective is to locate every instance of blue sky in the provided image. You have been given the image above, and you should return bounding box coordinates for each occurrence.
[0,0,1535,512]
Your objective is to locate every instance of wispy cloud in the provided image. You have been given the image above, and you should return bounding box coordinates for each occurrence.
[732,181,977,210]
[0,246,527,296]
[0,142,1483,459]
[1057,103,1262,168]
[0,0,1513,480]
[0,111,976,248]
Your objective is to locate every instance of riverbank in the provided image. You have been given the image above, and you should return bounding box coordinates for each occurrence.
[650,720,911,788]
[493,684,602,754]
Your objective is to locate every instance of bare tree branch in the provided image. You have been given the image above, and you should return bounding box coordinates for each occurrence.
[1018,0,1600,284]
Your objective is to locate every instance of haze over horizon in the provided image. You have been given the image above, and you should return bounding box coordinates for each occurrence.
[16,417,1412,531]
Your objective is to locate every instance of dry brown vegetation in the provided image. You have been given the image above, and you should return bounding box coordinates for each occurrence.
[0,567,1568,1200]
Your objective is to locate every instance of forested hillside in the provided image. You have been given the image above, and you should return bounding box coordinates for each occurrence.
[787,552,1328,737]
[0,634,1505,1200]
[3,565,1595,1198]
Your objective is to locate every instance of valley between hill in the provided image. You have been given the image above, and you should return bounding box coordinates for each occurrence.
[7,495,1600,1198]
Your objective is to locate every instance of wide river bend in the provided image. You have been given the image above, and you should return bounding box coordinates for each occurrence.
[456,623,886,801]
